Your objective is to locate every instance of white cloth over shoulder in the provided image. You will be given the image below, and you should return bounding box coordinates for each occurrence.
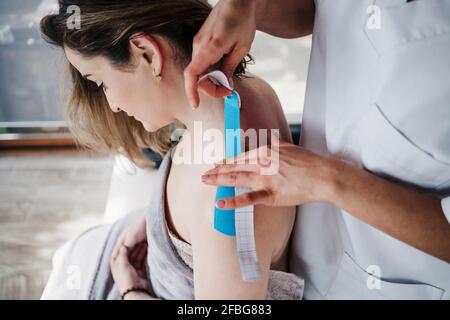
[41,210,144,300]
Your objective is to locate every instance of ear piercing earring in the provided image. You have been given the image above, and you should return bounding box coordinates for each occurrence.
[154,69,162,82]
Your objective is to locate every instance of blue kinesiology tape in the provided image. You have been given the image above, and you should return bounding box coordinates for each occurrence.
[214,91,241,236]
[200,70,261,281]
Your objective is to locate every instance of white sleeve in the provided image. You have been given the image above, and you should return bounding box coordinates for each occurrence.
[441,196,450,224]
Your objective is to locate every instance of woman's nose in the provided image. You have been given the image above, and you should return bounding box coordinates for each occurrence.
[112,106,121,113]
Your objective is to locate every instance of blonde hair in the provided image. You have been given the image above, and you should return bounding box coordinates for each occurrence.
[40,0,253,168]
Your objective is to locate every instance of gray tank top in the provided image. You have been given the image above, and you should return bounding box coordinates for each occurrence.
[146,147,304,300]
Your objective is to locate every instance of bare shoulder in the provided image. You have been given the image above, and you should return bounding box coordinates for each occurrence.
[234,74,296,268]
[236,74,292,144]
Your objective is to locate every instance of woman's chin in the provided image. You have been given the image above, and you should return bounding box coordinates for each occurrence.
[141,120,159,133]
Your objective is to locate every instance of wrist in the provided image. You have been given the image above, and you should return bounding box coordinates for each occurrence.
[253,0,268,29]
[123,290,153,300]
[314,156,350,205]
[229,0,262,27]
[121,287,150,300]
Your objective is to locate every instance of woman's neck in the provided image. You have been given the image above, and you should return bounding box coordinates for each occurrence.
[175,91,225,135]
[171,79,245,166]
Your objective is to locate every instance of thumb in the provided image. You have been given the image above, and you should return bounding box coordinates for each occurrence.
[198,77,232,99]
[221,51,245,88]
[117,245,131,266]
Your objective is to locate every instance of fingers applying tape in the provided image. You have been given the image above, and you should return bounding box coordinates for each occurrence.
[198,70,241,108]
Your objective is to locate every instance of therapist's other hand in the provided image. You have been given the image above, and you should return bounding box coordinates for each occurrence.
[184,0,258,108]
[201,140,336,209]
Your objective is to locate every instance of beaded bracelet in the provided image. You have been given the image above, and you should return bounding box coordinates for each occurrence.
[121,287,150,300]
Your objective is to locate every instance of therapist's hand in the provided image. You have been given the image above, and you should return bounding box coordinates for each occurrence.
[184,0,258,108]
[201,140,337,209]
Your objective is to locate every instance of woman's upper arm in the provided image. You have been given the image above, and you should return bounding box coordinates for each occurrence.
[190,202,294,299]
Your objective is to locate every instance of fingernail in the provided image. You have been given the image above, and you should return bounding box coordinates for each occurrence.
[216,200,225,208]
[201,175,209,182]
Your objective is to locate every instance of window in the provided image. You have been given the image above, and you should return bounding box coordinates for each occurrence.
[0,0,71,147]
[0,0,311,150]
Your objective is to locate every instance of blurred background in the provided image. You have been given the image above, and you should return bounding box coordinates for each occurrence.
[0,0,311,299]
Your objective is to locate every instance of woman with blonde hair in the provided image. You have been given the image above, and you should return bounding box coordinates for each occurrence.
[40,0,305,300]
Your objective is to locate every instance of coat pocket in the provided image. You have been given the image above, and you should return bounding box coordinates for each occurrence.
[349,103,450,190]
[364,0,450,55]
[325,252,445,299]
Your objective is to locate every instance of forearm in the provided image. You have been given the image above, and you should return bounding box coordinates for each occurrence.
[324,158,450,263]
[255,0,315,38]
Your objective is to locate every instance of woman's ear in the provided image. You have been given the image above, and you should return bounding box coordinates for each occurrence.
[129,33,163,76]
